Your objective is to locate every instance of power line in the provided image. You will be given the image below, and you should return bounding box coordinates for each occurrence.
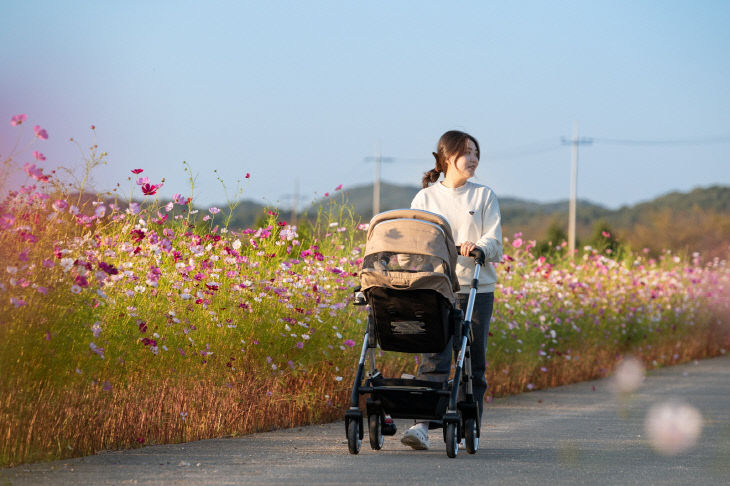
[591,134,730,146]
[487,139,565,161]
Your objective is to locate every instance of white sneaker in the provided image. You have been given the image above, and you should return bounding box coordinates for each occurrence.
[401,424,429,450]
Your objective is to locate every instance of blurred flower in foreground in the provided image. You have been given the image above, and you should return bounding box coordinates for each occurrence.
[612,355,645,394]
[10,114,27,126]
[644,401,703,455]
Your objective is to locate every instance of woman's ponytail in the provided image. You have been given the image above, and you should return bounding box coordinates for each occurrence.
[421,152,443,188]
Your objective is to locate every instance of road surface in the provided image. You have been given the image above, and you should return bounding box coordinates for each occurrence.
[2,355,729,485]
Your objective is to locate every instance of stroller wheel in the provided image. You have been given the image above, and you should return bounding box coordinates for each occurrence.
[368,414,384,450]
[347,419,361,454]
[445,423,458,458]
[464,418,478,454]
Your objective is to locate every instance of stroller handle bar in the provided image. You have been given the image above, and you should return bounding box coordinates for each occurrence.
[455,246,485,266]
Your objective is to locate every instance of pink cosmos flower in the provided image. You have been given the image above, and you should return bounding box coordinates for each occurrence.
[335,184,343,191]
[324,192,329,197]
[344,339,356,347]
[512,238,523,249]
[94,205,106,219]
[10,114,27,126]
[33,125,48,140]
[245,173,250,178]
[154,212,168,224]
[11,297,27,308]
[33,150,46,161]
[136,176,149,186]
[23,163,49,182]
[131,168,144,174]
[209,207,221,215]
[164,201,174,212]
[602,231,611,238]
[52,199,68,212]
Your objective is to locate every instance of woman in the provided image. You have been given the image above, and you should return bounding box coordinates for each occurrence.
[401,130,502,450]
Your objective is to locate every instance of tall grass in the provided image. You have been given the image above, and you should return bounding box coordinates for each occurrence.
[1,116,728,467]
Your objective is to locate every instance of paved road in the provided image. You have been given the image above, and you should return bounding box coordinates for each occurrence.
[3,356,729,486]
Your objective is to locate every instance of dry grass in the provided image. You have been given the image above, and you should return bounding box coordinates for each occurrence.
[2,322,727,468]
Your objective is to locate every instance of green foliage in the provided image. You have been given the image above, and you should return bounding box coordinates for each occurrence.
[534,218,569,257]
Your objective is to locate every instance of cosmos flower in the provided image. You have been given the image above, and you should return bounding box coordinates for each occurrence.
[10,114,27,126]
[33,125,48,140]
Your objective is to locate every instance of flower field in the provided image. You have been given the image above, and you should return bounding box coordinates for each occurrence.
[1,116,729,467]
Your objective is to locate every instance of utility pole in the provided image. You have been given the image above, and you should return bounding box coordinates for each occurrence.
[364,146,394,217]
[561,123,593,257]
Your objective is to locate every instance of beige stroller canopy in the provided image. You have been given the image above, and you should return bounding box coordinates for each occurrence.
[361,209,460,302]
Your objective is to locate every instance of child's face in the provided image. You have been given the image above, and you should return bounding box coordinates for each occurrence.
[447,139,479,181]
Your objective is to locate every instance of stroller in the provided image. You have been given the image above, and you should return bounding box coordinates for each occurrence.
[345,209,486,458]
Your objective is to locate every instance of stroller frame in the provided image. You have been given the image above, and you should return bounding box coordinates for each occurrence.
[344,210,485,458]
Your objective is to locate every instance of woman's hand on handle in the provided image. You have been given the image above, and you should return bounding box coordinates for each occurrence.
[459,241,477,257]
[457,241,486,266]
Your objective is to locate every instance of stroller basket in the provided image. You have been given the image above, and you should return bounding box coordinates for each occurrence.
[367,287,452,353]
[368,377,450,420]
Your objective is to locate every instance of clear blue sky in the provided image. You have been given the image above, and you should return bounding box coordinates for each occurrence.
[2,0,729,209]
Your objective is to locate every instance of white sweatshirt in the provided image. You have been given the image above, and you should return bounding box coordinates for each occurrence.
[411,181,502,293]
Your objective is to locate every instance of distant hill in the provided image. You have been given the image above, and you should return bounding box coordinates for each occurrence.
[224,182,728,228]
[50,183,730,257]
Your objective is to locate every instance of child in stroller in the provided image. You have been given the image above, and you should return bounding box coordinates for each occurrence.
[345,208,486,458]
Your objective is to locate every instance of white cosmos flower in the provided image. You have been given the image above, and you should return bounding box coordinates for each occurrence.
[60,258,74,272]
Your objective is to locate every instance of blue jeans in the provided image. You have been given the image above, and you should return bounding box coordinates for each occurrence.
[417,292,494,422]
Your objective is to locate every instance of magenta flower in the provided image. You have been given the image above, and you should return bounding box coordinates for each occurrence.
[512,238,523,249]
[141,182,162,196]
[98,261,119,275]
[130,229,146,242]
[344,339,356,347]
[33,150,46,161]
[33,125,48,140]
[10,114,27,126]
[335,184,343,191]
[131,168,144,174]
[136,176,149,186]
